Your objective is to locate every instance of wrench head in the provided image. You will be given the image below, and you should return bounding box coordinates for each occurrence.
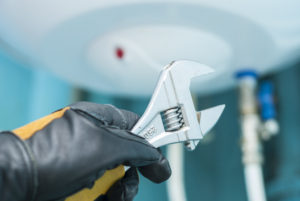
[165,60,219,150]
[132,60,225,151]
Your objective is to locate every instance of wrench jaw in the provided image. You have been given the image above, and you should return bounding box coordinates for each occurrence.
[166,60,215,81]
[185,104,226,150]
[198,105,225,135]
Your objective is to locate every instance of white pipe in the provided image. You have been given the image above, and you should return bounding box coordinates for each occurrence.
[166,143,187,201]
[241,114,267,201]
[244,164,267,201]
[238,75,267,201]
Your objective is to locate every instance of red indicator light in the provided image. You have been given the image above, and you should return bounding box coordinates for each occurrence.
[115,47,124,59]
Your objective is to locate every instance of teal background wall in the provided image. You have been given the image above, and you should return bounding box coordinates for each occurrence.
[0,50,73,130]
[1,47,300,201]
[0,50,33,130]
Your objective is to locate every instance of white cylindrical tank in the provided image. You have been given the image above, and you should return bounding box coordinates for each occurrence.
[0,0,300,95]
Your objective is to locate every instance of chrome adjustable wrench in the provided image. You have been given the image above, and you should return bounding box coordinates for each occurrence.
[66,60,225,201]
[132,60,225,150]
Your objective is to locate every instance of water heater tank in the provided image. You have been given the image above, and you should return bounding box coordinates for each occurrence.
[0,0,299,96]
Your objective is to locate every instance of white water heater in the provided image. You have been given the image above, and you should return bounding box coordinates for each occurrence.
[0,0,299,96]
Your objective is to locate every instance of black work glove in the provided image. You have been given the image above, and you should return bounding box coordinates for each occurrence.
[96,168,139,201]
[97,154,170,201]
[0,101,171,201]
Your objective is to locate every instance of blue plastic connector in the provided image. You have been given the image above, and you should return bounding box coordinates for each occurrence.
[235,69,258,80]
[258,81,276,120]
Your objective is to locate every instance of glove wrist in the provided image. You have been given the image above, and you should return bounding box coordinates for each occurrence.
[0,131,37,201]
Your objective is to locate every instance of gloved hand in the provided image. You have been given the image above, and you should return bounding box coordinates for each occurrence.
[0,102,171,201]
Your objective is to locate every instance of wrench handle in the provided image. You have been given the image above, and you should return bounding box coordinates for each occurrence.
[65,165,125,201]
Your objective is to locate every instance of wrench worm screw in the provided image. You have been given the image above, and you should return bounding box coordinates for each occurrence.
[161,106,184,132]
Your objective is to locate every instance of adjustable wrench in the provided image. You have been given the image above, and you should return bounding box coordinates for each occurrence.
[66,60,225,201]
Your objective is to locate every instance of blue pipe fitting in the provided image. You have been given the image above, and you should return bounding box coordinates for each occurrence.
[258,81,276,120]
[235,69,258,80]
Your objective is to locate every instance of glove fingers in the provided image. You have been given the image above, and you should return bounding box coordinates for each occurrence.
[103,127,161,168]
[138,152,171,183]
[99,168,139,201]
[69,102,139,130]
[118,108,140,130]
